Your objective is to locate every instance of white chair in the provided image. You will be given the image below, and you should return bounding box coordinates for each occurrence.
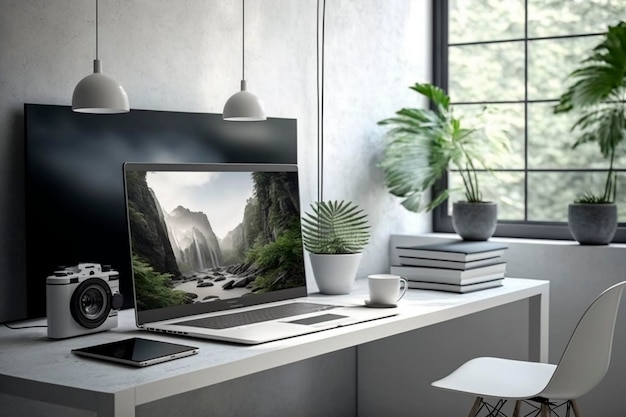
[432,280,626,417]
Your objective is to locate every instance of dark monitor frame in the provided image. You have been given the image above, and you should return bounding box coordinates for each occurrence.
[24,104,297,320]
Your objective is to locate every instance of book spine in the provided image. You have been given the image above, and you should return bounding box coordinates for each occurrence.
[390,264,506,280]
[407,279,504,293]
[398,256,502,270]
[391,267,505,285]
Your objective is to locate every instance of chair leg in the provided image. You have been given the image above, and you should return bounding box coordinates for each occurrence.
[570,399,582,417]
[467,397,483,417]
[512,400,521,417]
[540,402,549,417]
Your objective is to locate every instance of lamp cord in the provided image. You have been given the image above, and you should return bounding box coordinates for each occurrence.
[317,0,326,204]
[317,0,319,204]
[242,0,245,81]
[95,0,99,60]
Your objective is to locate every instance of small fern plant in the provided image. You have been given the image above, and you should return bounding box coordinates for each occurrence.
[301,200,371,254]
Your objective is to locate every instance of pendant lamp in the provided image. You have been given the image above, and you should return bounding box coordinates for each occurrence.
[223,0,266,121]
[72,0,129,114]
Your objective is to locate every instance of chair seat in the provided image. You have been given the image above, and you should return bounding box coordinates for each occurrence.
[432,357,557,400]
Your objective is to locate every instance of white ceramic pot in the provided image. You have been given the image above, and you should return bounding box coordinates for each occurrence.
[308,253,362,295]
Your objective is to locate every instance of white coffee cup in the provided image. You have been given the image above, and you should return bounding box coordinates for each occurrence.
[367,274,408,306]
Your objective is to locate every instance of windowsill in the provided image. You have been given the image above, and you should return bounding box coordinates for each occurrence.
[395,232,626,249]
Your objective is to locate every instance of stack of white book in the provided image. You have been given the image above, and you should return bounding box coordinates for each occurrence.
[390,241,509,293]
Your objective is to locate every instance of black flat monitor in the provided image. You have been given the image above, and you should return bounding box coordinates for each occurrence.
[24,104,297,319]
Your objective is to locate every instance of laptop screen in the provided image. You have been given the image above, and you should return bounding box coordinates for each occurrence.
[123,163,306,325]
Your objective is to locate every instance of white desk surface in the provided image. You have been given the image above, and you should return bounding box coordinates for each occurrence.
[0,277,549,416]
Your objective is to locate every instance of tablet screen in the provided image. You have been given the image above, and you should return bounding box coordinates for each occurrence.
[72,337,199,367]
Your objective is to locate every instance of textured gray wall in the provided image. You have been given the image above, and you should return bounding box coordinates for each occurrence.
[0,0,430,323]
[1,0,429,416]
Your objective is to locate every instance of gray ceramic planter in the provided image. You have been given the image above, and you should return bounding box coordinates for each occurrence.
[568,203,617,245]
[452,201,498,241]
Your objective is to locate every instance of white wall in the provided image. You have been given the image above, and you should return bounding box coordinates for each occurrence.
[0,0,430,322]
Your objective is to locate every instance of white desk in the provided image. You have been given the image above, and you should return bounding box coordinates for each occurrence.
[0,278,548,417]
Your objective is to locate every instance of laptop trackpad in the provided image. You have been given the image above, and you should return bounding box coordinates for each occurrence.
[218,318,347,343]
[286,314,348,326]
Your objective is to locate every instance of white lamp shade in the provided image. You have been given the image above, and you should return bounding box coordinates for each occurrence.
[223,80,266,121]
[72,60,129,114]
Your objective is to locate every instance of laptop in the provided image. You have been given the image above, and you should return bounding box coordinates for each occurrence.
[123,162,397,344]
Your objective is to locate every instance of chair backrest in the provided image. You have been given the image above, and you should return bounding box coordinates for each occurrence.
[540,281,626,400]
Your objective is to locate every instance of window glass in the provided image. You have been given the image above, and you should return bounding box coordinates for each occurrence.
[449,171,525,220]
[449,43,525,102]
[528,103,595,169]
[528,0,623,38]
[454,103,525,170]
[449,0,525,43]
[526,172,622,221]
[527,36,601,101]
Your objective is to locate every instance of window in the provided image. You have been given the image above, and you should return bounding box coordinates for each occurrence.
[432,0,626,241]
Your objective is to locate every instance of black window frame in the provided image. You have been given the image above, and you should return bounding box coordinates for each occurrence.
[431,0,626,243]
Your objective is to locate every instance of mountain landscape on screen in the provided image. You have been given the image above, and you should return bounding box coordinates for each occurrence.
[125,170,304,310]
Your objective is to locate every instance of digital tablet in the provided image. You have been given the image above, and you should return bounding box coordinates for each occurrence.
[71,337,199,367]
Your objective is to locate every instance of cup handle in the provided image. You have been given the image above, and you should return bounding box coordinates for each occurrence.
[397,277,408,302]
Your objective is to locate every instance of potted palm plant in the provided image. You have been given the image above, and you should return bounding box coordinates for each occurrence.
[554,22,626,245]
[301,200,371,294]
[378,83,510,240]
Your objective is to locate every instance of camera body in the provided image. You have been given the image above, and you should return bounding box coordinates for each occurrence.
[46,263,123,339]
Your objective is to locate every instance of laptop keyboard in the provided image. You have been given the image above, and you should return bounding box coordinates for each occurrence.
[174,302,337,330]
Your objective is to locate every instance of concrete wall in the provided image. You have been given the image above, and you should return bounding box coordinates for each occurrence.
[0,0,430,322]
[1,1,429,416]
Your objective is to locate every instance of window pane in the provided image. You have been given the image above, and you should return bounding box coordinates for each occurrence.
[449,0,525,43]
[528,0,624,38]
[528,36,601,101]
[526,171,624,221]
[528,102,626,170]
[454,103,525,169]
[618,173,626,221]
[449,43,525,102]
[528,103,600,169]
[448,171,525,220]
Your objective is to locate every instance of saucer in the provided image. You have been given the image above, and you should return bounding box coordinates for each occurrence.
[364,300,397,308]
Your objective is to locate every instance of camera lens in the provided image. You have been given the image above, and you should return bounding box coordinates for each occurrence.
[71,278,112,329]
[80,287,106,319]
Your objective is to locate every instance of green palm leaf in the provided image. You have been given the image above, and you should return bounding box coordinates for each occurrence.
[378,82,511,211]
[554,21,626,203]
[302,201,371,254]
